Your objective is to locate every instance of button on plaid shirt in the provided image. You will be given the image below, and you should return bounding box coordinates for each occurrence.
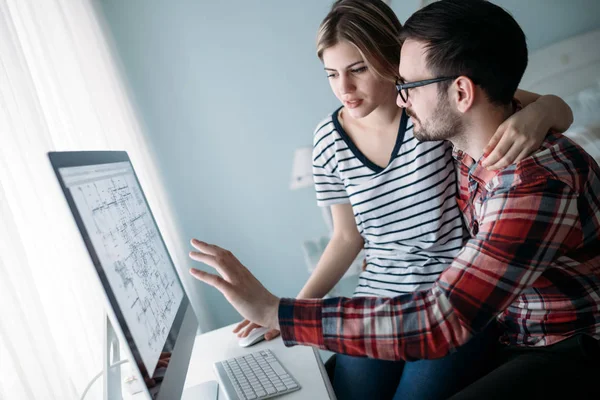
[279,132,600,361]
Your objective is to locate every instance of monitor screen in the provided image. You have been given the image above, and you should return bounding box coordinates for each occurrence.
[49,151,194,399]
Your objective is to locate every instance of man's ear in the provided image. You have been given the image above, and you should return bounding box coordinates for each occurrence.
[452,76,475,114]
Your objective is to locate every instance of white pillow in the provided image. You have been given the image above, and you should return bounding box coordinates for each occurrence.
[564,124,600,165]
[562,82,600,164]
[564,81,600,127]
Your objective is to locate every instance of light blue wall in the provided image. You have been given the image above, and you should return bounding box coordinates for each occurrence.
[97,0,600,330]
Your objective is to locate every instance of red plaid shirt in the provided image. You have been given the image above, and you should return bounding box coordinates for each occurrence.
[279,132,600,360]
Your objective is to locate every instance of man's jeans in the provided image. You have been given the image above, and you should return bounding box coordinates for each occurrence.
[329,323,500,400]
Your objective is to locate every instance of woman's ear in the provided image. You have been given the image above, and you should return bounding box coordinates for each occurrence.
[452,76,475,114]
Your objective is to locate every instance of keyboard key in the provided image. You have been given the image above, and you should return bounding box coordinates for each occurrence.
[270,362,286,376]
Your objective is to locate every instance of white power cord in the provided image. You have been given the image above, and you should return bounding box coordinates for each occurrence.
[79,359,129,400]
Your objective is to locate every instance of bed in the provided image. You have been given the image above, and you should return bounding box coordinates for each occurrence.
[520,28,600,162]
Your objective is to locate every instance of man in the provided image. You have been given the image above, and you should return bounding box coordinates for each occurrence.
[189,0,600,397]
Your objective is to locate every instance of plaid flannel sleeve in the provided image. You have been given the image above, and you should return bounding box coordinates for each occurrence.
[278,178,581,360]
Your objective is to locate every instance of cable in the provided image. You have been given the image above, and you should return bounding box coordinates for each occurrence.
[79,359,129,400]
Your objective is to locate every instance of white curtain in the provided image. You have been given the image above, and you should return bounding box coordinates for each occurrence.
[0,1,201,399]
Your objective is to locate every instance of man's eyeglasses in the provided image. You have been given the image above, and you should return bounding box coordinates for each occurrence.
[395,76,459,103]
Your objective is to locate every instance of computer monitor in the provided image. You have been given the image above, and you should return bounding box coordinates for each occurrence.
[49,151,215,400]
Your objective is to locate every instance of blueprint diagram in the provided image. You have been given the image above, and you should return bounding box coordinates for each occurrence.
[70,170,183,376]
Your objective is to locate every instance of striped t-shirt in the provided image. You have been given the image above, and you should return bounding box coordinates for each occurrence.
[313,107,468,297]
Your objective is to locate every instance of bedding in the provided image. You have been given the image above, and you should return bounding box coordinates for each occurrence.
[562,81,600,163]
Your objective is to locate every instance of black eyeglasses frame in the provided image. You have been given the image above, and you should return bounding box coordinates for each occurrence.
[395,76,459,103]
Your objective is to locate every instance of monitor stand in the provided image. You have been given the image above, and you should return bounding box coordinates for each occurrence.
[104,314,219,399]
[104,314,122,400]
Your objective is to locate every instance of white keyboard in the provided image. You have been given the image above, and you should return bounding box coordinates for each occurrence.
[213,349,301,400]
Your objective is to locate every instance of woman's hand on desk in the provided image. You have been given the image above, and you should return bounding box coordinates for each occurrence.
[234,319,281,341]
[188,238,280,330]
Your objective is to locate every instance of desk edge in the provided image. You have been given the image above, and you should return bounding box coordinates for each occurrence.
[312,348,336,400]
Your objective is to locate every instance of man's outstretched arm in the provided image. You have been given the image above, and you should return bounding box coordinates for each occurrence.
[190,178,579,361]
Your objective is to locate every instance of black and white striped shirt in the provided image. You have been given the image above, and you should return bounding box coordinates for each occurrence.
[313,108,468,297]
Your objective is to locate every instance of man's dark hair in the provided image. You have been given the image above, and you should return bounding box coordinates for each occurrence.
[400,0,528,105]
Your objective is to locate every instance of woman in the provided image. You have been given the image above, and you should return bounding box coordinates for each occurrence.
[236,1,573,398]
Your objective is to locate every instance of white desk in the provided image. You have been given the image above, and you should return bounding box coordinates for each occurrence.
[183,324,336,399]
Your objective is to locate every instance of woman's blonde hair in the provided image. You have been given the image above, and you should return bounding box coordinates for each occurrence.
[317,0,402,82]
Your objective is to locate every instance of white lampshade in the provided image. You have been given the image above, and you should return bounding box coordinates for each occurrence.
[289,147,313,190]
